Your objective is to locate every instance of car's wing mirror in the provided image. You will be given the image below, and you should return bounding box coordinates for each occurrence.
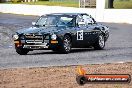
[92,18,96,24]
[32,22,36,26]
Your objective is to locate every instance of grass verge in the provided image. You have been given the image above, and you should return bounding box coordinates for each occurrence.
[114,1,132,9]
[2,1,79,7]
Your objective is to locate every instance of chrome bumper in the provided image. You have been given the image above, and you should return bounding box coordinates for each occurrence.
[23,44,49,49]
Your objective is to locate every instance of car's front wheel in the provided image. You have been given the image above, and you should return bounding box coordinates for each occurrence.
[16,47,29,55]
[94,34,105,50]
[60,35,72,54]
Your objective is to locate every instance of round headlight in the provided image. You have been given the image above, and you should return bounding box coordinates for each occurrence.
[51,34,57,40]
[13,34,19,40]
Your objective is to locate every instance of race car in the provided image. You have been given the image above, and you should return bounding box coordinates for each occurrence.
[13,13,109,55]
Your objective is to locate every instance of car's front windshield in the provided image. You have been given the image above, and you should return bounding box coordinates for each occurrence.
[35,16,57,26]
[35,15,74,27]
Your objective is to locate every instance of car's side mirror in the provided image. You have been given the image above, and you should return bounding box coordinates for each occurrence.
[92,18,96,24]
[32,22,36,26]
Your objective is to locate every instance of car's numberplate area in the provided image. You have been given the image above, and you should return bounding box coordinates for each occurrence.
[26,40,43,43]
[23,42,49,49]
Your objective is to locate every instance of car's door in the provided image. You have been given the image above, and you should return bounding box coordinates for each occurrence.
[81,14,99,45]
[72,15,87,47]
[72,14,99,48]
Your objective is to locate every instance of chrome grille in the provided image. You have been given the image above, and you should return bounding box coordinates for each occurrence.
[25,34,43,43]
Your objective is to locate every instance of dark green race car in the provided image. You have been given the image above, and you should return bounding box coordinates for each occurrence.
[13,13,109,55]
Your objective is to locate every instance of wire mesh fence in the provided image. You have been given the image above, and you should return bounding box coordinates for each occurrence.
[49,0,96,8]
[79,0,96,8]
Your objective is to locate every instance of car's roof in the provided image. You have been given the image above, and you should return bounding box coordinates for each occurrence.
[52,13,87,15]
[42,13,88,17]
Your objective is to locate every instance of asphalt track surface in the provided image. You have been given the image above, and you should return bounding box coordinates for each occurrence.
[0,13,132,69]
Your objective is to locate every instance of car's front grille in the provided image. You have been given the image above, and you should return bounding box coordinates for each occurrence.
[25,34,43,43]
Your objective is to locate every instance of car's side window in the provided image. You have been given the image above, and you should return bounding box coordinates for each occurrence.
[76,15,85,26]
[82,15,94,25]
[76,14,95,27]
[76,15,83,23]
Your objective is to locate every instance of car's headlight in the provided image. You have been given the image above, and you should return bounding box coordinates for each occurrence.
[51,34,57,40]
[13,34,19,40]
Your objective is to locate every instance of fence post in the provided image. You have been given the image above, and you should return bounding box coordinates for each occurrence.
[84,0,85,8]
[79,0,80,8]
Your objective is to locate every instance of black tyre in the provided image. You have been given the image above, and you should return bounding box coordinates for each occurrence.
[16,48,29,55]
[94,34,105,50]
[60,35,72,54]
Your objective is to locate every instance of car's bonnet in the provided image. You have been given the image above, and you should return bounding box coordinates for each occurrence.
[16,26,64,35]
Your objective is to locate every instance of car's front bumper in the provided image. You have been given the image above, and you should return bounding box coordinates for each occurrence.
[14,40,59,50]
[14,34,61,50]
[23,43,49,49]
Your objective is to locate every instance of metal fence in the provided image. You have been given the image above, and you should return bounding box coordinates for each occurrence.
[49,0,96,8]
[49,0,79,2]
[79,0,96,8]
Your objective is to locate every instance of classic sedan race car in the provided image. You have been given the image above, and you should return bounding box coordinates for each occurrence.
[13,13,109,55]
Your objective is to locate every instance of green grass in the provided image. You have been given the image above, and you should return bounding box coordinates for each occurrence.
[114,1,132,9]
[4,1,79,7]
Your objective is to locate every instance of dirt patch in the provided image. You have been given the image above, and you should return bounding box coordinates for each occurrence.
[0,62,132,88]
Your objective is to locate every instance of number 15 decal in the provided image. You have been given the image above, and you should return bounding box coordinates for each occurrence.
[77,30,83,40]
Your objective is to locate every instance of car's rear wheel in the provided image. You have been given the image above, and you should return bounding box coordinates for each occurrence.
[60,35,72,54]
[16,47,29,55]
[94,34,105,50]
